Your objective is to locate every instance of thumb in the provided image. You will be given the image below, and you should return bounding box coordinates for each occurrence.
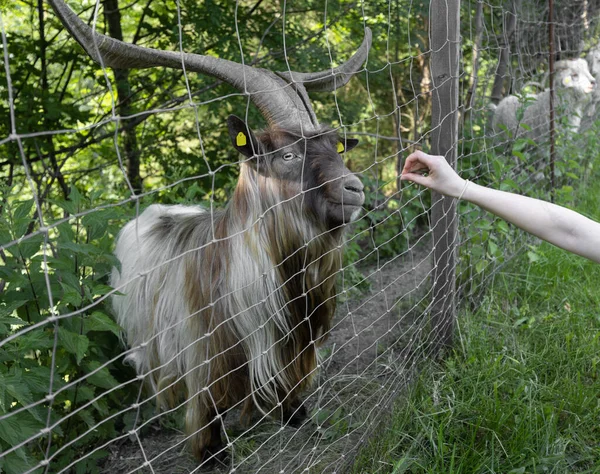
[400,173,431,188]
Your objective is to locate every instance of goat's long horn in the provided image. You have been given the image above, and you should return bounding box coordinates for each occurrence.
[47,0,370,131]
[276,29,372,92]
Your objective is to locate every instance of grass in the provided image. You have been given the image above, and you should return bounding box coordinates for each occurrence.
[352,166,600,472]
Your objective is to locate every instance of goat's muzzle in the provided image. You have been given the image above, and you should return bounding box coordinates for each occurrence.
[342,174,365,208]
[327,173,364,224]
[587,79,597,93]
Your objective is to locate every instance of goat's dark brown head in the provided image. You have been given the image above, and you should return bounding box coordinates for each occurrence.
[227,115,364,229]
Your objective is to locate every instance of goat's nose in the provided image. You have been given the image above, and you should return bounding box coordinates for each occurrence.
[343,174,364,195]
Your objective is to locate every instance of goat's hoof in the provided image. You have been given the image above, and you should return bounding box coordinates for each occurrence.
[200,444,229,468]
[285,404,308,427]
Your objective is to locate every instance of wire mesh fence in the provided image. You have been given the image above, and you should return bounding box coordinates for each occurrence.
[1,0,599,473]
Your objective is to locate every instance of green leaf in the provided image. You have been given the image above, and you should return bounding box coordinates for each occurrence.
[69,186,84,210]
[58,328,89,365]
[513,317,529,328]
[527,251,541,263]
[56,221,75,242]
[89,284,115,297]
[0,412,42,446]
[17,234,45,260]
[512,150,526,162]
[58,241,101,256]
[83,312,122,337]
[23,367,63,394]
[13,199,35,221]
[53,197,78,216]
[474,220,493,230]
[0,262,14,280]
[82,211,110,240]
[77,408,96,428]
[59,282,83,307]
[3,371,35,411]
[488,240,499,257]
[0,299,29,319]
[71,385,95,403]
[58,271,81,292]
[495,221,510,234]
[475,260,489,274]
[519,123,532,131]
[17,329,55,352]
[1,451,40,474]
[84,361,119,390]
[0,215,11,237]
[311,408,332,426]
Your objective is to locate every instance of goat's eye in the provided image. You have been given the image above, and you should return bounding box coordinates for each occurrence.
[572,73,579,79]
[282,152,295,161]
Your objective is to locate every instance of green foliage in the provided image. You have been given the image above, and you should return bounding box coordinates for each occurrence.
[0,185,140,472]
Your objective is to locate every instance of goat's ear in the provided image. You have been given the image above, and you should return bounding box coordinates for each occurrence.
[338,138,359,154]
[227,115,260,158]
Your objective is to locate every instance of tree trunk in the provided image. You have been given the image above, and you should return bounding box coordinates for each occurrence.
[490,0,521,105]
[463,0,484,122]
[38,0,70,200]
[104,0,142,193]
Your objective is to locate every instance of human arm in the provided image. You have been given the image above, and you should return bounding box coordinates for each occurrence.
[400,150,600,263]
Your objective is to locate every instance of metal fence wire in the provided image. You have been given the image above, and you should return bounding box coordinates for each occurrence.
[0,0,599,472]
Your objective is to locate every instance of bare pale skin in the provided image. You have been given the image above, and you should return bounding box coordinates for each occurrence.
[400,150,600,264]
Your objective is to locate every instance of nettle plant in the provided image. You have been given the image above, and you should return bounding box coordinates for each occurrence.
[0,186,140,473]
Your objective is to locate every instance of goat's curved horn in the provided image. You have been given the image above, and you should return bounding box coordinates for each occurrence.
[47,0,370,131]
[276,28,372,92]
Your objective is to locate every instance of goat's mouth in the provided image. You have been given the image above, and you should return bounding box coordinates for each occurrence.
[328,195,365,224]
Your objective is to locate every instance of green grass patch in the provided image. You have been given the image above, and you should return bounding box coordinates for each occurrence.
[353,170,600,473]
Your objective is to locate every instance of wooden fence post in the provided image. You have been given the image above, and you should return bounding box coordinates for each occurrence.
[429,0,460,353]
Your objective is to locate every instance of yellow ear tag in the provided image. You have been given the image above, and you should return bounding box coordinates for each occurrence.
[564,76,572,85]
[337,142,345,153]
[236,132,247,147]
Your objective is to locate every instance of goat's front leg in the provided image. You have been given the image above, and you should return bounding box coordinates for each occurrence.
[187,394,228,465]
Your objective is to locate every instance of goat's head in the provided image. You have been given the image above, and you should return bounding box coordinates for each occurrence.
[227,116,364,228]
[555,58,596,95]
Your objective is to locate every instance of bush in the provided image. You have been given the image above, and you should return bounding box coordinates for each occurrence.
[0,186,140,473]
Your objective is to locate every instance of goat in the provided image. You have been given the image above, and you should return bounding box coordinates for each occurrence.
[48,0,371,464]
[492,58,595,142]
[581,45,600,131]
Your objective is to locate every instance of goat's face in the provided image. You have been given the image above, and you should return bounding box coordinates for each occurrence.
[228,115,365,229]
[556,58,596,95]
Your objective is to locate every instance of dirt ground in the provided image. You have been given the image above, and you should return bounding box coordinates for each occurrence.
[100,239,433,474]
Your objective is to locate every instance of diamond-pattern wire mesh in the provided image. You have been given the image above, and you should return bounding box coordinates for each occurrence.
[0,1,598,473]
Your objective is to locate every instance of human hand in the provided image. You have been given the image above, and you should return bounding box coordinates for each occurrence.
[400,150,466,198]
